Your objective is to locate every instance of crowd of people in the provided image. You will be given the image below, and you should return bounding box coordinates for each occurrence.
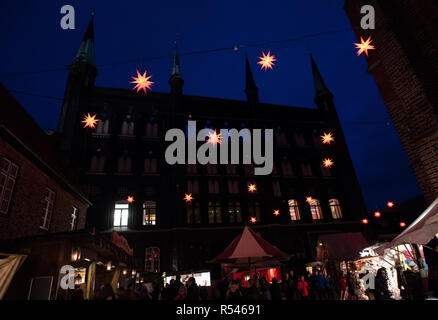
[69,267,393,301]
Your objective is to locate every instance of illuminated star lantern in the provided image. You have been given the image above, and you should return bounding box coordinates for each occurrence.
[130,69,154,94]
[248,184,257,193]
[387,201,394,208]
[321,132,334,145]
[374,211,381,218]
[127,196,135,203]
[273,209,280,216]
[257,50,277,71]
[306,196,313,204]
[322,158,334,168]
[183,193,194,203]
[354,36,375,56]
[362,219,369,225]
[81,113,99,129]
[207,130,223,147]
[250,217,257,224]
[400,222,406,228]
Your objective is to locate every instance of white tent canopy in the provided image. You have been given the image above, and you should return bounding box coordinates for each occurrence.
[373,197,438,255]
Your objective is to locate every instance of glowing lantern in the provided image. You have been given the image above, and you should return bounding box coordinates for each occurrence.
[354,36,375,56]
[248,184,257,193]
[250,217,257,224]
[400,222,406,228]
[106,262,112,271]
[321,132,334,145]
[207,130,223,146]
[81,113,99,129]
[322,158,334,168]
[374,211,381,218]
[257,50,277,71]
[306,196,313,204]
[362,219,369,224]
[387,202,394,208]
[127,196,134,203]
[123,269,127,275]
[273,209,280,216]
[130,69,154,94]
[71,247,81,262]
[183,193,194,203]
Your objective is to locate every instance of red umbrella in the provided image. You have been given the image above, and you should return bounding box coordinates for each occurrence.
[209,226,290,268]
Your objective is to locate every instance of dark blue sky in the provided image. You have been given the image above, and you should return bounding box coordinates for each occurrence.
[0,0,422,211]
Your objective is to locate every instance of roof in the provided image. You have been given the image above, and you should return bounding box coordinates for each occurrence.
[318,232,369,261]
[209,226,290,266]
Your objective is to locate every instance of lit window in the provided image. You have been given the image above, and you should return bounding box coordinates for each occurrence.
[71,206,78,230]
[309,199,323,220]
[145,247,160,273]
[186,201,201,224]
[121,119,134,136]
[208,201,222,224]
[0,158,19,214]
[329,199,342,219]
[40,188,56,230]
[95,119,109,134]
[288,199,301,221]
[146,122,158,138]
[228,201,242,223]
[143,201,156,225]
[114,202,129,227]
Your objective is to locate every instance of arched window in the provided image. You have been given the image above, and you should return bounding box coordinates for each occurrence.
[301,163,313,177]
[128,121,134,136]
[186,201,201,224]
[144,157,157,173]
[228,180,239,194]
[322,166,332,177]
[118,156,132,173]
[248,200,262,222]
[273,181,281,198]
[96,119,109,134]
[143,201,156,225]
[186,164,198,175]
[329,199,342,219]
[208,201,222,224]
[145,247,160,273]
[288,199,301,221]
[206,164,217,175]
[228,201,242,223]
[208,180,220,194]
[244,164,254,176]
[309,199,323,220]
[121,120,129,135]
[114,201,129,227]
[187,180,199,194]
[295,133,306,147]
[226,164,237,175]
[276,132,287,146]
[281,161,294,177]
[90,155,105,172]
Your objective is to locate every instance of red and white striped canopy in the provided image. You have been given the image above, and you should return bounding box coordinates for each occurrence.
[209,226,290,266]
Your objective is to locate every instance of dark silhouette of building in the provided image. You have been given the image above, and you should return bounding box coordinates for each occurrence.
[344,0,438,204]
[57,16,368,276]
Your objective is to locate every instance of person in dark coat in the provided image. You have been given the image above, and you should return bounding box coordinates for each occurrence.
[226,280,244,300]
[186,277,201,300]
[269,278,282,300]
[375,268,391,300]
[245,279,261,300]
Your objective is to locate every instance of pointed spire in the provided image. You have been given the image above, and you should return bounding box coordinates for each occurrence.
[171,41,181,78]
[245,57,259,104]
[74,13,95,66]
[310,54,330,97]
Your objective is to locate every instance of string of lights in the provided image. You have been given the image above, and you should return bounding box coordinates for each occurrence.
[0,27,351,79]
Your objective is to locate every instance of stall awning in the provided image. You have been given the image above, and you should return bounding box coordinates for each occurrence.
[318,232,369,261]
[389,197,438,246]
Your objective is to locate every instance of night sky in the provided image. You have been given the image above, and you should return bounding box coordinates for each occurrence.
[0,0,422,211]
